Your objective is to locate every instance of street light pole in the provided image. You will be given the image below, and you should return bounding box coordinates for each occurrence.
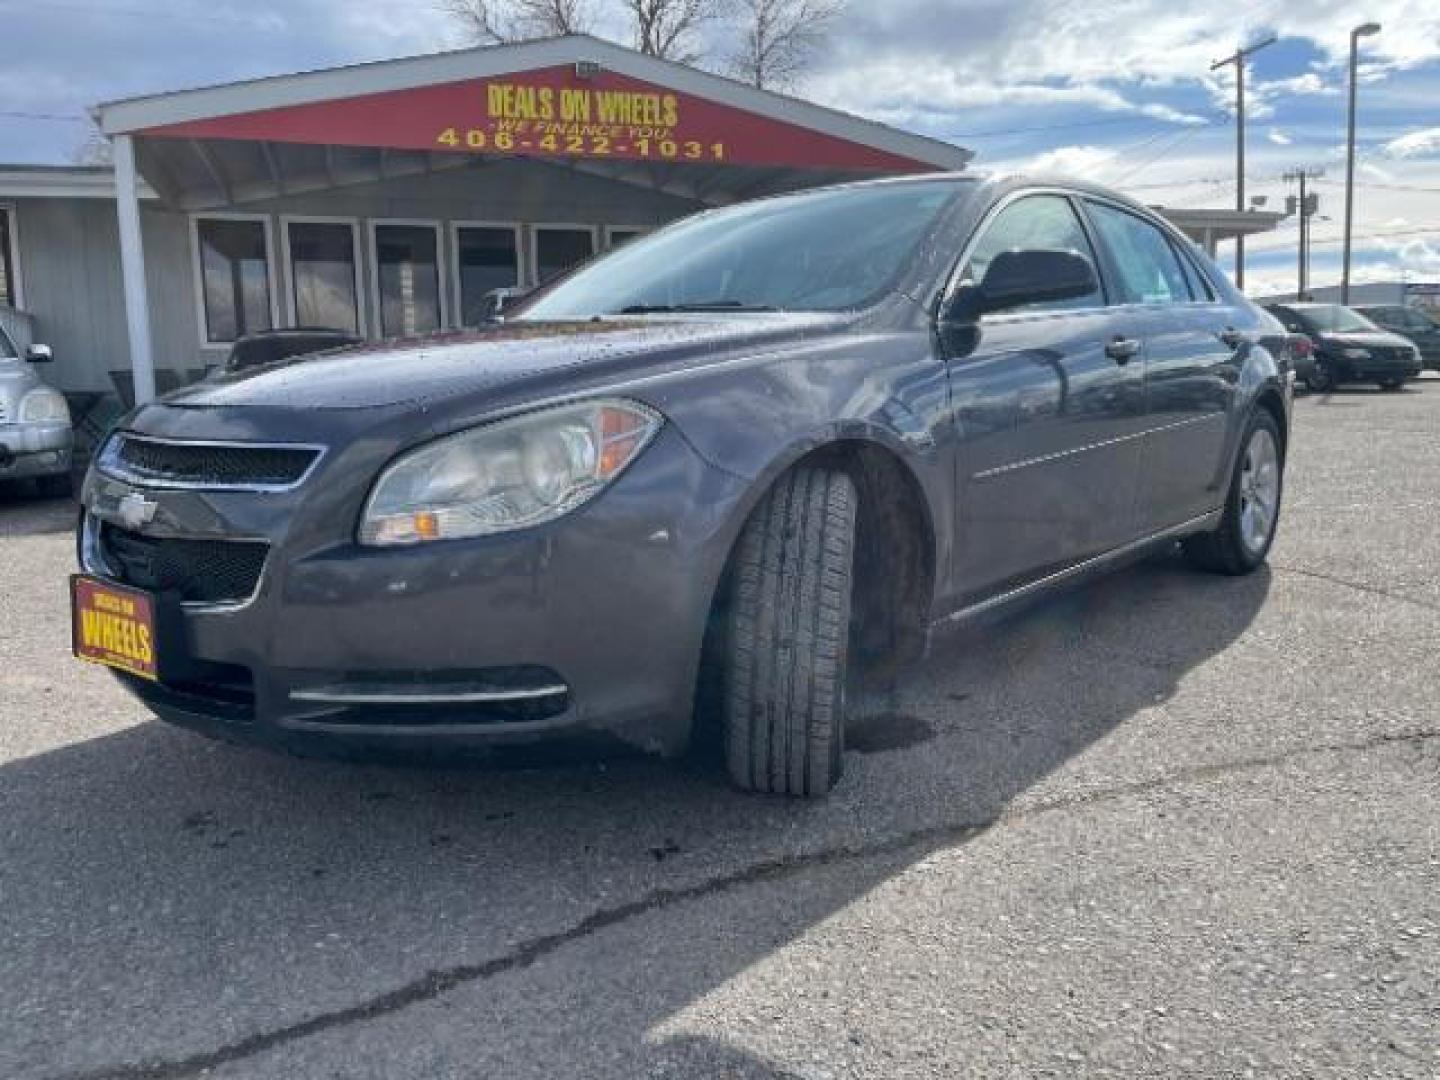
[1212,36,1276,290]
[1342,21,1382,304]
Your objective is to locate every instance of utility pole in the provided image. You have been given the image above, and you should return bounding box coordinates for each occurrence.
[1284,168,1323,300]
[1342,21,1382,304]
[1212,36,1276,290]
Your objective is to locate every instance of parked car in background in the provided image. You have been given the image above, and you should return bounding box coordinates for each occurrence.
[1264,302,1422,391]
[1286,331,1318,387]
[224,328,362,373]
[1355,304,1440,371]
[0,325,73,496]
[74,175,1294,797]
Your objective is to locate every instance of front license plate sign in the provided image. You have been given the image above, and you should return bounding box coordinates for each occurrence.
[71,575,158,681]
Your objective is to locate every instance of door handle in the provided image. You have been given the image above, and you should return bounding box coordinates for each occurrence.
[1105,337,1141,364]
[1218,327,1246,349]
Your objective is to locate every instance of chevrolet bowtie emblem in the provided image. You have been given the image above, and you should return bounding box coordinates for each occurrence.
[117,491,159,530]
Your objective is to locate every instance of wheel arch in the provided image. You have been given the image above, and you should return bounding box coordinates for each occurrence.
[706,433,940,682]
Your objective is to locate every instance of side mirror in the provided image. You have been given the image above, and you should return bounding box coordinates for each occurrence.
[25,343,54,363]
[944,249,1099,323]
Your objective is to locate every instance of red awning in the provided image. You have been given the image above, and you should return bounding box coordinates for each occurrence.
[142,65,931,174]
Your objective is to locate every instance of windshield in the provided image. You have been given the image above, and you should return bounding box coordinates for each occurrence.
[517,179,971,320]
[1298,305,1380,333]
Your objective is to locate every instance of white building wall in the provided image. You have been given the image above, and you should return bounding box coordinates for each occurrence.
[11,157,704,405]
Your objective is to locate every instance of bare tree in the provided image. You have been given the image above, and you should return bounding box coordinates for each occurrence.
[620,0,727,63]
[731,0,842,88]
[71,122,113,167]
[442,0,592,45]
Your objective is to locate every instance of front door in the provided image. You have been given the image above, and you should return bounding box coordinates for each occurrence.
[947,193,1146,604]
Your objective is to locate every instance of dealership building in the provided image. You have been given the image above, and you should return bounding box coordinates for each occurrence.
[0,34,1283,449]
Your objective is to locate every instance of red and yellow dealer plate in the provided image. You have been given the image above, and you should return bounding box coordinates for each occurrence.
[71,575,158,681]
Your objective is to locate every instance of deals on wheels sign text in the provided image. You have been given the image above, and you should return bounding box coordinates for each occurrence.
[437,80,725,163]
[141,66,928,173]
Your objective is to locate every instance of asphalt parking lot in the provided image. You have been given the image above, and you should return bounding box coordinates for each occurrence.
[2,378,1437,1079]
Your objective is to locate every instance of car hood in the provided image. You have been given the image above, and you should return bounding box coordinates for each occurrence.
[1315,330,1415,351]
[163,315,850,412]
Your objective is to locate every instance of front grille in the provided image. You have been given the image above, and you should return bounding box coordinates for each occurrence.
[107,435,321,489]
[100,524,268,605]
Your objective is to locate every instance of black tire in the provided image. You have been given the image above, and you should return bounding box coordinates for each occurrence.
[35,473,74,499]
[1182,410,1284,576]
[1377,377,1404,391]
[1305,362,1335,393]
[721,467,857,797]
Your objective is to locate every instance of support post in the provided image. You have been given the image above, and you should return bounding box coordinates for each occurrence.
[113,134,155,405]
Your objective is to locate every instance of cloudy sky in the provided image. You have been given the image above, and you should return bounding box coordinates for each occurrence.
[2,0,1438,297]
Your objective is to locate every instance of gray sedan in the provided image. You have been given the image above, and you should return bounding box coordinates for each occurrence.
[74,175,1293,796]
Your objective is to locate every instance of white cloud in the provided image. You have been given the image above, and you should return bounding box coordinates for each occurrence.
[1383,127,1440,158]
[1023,145,1118,179]
[1140,103,1208,125]
[1268,128,1292,146]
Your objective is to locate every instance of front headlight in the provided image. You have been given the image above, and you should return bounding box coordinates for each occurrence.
[1342,348,1371,360]
[359,399,662,546]
[18,388,69,424]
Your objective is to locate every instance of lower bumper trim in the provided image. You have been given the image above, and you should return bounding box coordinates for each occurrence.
[290,682,569,705]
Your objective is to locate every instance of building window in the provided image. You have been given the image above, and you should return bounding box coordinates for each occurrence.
[285,220,361,334]
[1,205,20,309]
[606,228,644,249]
[195,216,274,344]
[454,224,521,327]
[533,226,596,286]
[373,222,442,337]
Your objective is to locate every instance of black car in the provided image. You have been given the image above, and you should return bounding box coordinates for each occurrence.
[73,176,1293,797]
[1355,304,1440,371]
[1265,302,1422,391]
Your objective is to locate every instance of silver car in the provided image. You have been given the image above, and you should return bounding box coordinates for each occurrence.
[0,324,73,496]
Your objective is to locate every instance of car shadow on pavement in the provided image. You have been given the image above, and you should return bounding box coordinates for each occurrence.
[0,486,76,537]
[0,548,1271,1078]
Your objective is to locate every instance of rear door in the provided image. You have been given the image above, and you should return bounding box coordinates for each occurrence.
[948,192,1147,603]
[1081,200,1238,533]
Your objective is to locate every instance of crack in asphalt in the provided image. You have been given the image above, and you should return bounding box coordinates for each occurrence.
[1271,563,1440,612]
[49,725,1440,1080]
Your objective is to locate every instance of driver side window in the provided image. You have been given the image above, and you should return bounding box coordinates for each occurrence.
[962,195,1102,315]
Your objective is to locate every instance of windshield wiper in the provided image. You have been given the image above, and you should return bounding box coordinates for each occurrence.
[613,300,779,314]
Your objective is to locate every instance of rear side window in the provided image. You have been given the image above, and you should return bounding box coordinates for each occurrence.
[1171,240,1215,301]
[961,194,1103,314]
[1086,201,1194,305]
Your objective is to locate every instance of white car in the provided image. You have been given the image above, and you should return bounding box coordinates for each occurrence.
[0,324,73,496]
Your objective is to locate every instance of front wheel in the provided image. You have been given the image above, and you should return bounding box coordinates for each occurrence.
[1304,362,1336,392]
[720,467,857,798]
[1182,411,1284,575]
[1377,377,1405,391]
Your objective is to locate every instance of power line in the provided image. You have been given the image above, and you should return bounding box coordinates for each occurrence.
[0,111,88,123]
[0,0,256,23]
[956,114,1182,141]
[1313,177,1440,194]
[1107,122,1214,186]
[1249,223,1440,254]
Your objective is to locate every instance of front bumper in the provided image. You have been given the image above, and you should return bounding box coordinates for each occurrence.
[1322,352,1423,381]
[79,422,749,758]
[0,422,72,480]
